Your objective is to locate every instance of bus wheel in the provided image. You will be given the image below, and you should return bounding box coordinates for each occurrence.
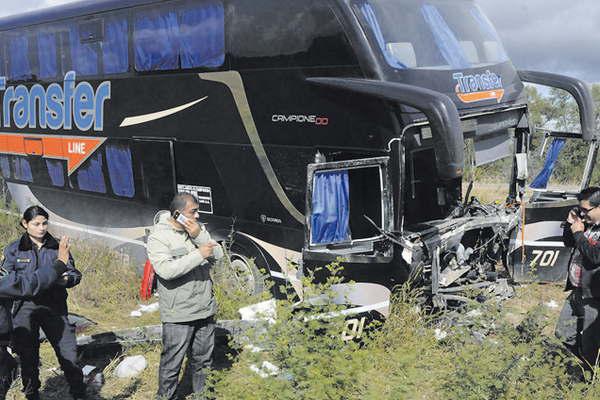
[223,245,267,296]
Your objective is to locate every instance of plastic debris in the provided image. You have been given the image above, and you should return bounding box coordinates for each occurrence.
[545,300,559,309]
[130,302,159,317]
[114,355,147,378]
[239,299,277,323]
[434,328,448,341]
[250,361,280,378]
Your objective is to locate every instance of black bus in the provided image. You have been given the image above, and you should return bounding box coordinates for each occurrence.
[0,0,595,328]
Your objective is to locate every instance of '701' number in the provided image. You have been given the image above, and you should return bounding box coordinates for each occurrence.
[531,250,560,267]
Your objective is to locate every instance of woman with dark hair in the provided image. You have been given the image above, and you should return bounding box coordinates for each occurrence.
[4,206,85,400]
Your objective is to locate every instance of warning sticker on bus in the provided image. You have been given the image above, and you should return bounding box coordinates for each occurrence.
[177,184,213,214]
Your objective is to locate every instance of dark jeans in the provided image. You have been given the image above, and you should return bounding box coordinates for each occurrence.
[11,303,85,399]
[157,317,215,400]
[0,345,17,400]
[556,290,600,368]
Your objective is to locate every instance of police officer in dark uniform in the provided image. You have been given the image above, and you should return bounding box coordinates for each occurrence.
[0,236,69,400]
[557,186,600,369]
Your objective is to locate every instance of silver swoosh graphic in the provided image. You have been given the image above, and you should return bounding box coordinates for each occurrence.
[199,71,304,224]
[119,96,208,127]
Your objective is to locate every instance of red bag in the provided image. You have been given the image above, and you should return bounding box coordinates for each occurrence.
[139,259,156,301]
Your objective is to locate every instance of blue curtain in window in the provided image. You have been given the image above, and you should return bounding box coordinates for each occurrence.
[0,156,10,178]
[310,171,351,245]
[45,159,65,187]
[106,144,135,198]
[134,9,180,71]
[69,24,98,75]
[37,31,58,79]
[180,2,225,69]
[421,4,470,69]
[530,139,566,189]
[13,157,33,182]
[8,34,32,80]
[104,17,129,74]
[360,3,406,69]
[77,153,106,193]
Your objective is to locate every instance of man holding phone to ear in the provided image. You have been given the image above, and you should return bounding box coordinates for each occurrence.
[146,193,224,400]
[556,186,600,371]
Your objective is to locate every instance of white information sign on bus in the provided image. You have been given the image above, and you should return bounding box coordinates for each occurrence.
[177,184,214,214]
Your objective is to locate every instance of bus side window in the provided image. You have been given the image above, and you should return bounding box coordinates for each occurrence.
[133,1,226,72]
[67,21,100,76]
[133,7,180,71]
[179,1,225,69]
[103,15,129,74]
[36,27,59,80]
[0,155,11,179]
[73,152,107,194]
[106,142,135,198]
[45,159,66,187]
[12,156,33,183]
[7,31,33,81]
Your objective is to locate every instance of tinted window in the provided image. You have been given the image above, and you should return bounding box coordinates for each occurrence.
[45,159,66,187]
[0,155,10,178]
[7,31,33,80]
[68,22,100,75]
[106,142,135,198]
[12,156,33,182]
[36,27,59,79]
[134,0,225,72]
[228,0,358,69]
[73,152,107,193]
[103,15,129,74]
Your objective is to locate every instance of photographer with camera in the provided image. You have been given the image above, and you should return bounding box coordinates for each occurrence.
[146,193,223,400]
[556,186,600,370]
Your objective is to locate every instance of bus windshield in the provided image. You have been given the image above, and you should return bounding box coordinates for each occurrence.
[354,0,509,70]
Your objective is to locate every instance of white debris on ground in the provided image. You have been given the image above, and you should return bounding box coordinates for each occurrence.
[250,361,280,378]
[114,355,148,378]
[434,328,448,341]
[545,300,559,309]
[239,299,277,324]
[129,302,160,317]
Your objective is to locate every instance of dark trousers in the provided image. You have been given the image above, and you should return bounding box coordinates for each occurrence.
[0,345,17,400]
[157,317,215,400]
[11,303,85,399]
[556,290,600,369]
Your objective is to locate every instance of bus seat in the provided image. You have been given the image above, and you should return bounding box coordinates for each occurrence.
[483,41,501,63]
[386,42,417,68]
[460,41,479,65]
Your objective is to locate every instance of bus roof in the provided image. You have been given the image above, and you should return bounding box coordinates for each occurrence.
[0,0,167,31]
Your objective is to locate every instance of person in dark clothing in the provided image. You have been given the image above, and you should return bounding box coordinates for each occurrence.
[4,206,85,400]
[556,186,600,370]
[0,236,70,400]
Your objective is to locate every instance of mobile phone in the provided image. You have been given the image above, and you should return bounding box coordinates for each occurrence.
[172,210,188,224]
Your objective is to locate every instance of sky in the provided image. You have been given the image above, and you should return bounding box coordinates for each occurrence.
[1,0,599,83]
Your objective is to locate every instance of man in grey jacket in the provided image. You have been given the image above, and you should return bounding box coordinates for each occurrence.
[147,193,224,400]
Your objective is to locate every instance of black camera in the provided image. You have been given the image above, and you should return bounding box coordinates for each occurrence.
[571,206,587,219]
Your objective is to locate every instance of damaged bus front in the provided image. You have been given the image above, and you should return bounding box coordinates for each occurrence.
[302,0,596,316]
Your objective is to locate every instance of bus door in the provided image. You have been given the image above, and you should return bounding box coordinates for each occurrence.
[302,156,394,265]
[132,139,177,209]
[508,132,598,282]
